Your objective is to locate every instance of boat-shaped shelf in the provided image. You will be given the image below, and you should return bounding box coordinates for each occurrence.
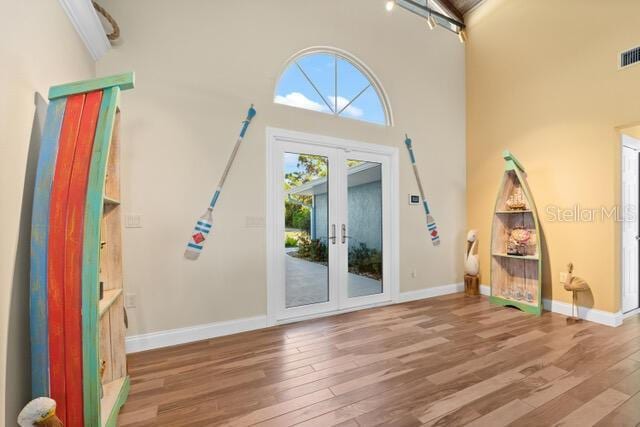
[490,150,542,315]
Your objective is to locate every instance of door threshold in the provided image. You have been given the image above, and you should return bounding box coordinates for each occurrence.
[274,299,394,326]
[623,307,640,318]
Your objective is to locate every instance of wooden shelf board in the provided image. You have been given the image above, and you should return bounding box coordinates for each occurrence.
[99,289,123,318]
[103,195,120,206]
[492,253,539,261]
[489,295,542,315]
[491,294,537,306]
[495,210,532,214]
[101,375,130,427]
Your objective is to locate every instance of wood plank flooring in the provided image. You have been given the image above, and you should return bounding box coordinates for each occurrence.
[119,294,640,426]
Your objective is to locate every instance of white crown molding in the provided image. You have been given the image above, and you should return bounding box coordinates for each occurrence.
[479,285,623,327]
[58,0,110,61]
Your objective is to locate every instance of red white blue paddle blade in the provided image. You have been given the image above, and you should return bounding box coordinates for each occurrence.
[426,214,440,246]
[185,212,213,260]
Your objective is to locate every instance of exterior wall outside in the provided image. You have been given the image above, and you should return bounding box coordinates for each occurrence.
[466,0,640,312]
[311,180,383,252]
[348,181,382,251]
[0,2,95,422]
[314,193,328,244]
[97,0,466,337]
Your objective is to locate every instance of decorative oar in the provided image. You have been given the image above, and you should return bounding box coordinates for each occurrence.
[404,134,440,246]
[185,104,257,260]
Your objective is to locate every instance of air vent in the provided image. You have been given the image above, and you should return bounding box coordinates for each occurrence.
[621,46,640,68]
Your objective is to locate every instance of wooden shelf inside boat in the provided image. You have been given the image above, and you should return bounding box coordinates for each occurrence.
[103,195,121,206]
[492,253,539,261]
[495,210,532,214]
[100,375,130,427]
[99,289,123,318]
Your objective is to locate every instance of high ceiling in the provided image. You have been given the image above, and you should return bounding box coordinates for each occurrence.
[435,0,485,21]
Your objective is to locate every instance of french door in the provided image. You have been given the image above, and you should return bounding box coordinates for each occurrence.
[267,128,398,323]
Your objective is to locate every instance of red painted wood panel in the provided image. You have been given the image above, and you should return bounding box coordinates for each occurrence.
[64,90,103,427]
[48,94,85,424]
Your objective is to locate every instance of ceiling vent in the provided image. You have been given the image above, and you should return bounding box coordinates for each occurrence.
[620,46,640,69]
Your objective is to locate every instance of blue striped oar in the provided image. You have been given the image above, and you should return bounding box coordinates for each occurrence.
[404,134,440,246]
[185,104,257,260]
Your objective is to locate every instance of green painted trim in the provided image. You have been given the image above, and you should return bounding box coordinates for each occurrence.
[502,150,525,172]
[512,167,543,309]
[104,376,130,427]
[49,72,134,100]
[82,87,121,426]
[490,296,542,316]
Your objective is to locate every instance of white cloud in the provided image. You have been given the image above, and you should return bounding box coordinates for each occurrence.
[329,96,364,118]
[274,92,328,112]
[274,92,365,119]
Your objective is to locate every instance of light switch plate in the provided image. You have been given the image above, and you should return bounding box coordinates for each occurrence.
[125,293,137,308]
[245,216,265,227]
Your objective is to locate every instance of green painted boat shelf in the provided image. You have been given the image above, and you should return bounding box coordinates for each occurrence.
[490,151,543,316]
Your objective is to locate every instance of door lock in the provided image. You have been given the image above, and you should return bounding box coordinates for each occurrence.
[341,224,351,244]
[329,224,337,244]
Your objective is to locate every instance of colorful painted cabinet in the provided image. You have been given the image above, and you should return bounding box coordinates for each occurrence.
[30,73,134,426]
[490,151,543,316]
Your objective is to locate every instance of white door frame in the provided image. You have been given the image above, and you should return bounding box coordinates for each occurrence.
[266,127,400,326]
[622,135,640,315]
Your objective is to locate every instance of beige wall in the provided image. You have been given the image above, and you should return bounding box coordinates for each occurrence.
[97,0,466,336]
[466,0,640,313]
[0,1,95,423]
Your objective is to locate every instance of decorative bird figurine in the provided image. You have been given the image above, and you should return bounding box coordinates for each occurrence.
[17,397,63,427]
[464,229,479,276]
[562,262,590,322]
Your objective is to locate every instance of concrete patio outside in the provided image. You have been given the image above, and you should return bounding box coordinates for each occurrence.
[285,249,382,308]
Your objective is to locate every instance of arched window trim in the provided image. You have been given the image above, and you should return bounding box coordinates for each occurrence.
[274,46,394,126]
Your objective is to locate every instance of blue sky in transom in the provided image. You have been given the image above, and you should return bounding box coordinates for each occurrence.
[275,53,386,125]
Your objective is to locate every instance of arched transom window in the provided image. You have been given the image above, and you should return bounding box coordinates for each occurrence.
[274,48,391,126]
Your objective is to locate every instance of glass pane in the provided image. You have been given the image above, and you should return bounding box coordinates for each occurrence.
[284,152,330,308]
[296,53,336,112]
[336,57,370,118]
[274,62,332,115]
[346,160,383,297]
[346,86,387,125]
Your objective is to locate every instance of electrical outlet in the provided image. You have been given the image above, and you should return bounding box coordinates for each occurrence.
[559,271,568,283]
[125,293,137,308]
[125,214,142,228]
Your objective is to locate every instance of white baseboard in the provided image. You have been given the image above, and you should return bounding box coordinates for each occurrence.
[125,315,267,353]
[126,281,624,354]
[398,282,464,303]
[126,282,465,353]
[479,285,622,327]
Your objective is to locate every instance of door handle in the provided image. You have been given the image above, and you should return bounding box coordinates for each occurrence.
[636,235,640,241]
[341,224,351,244]
[329,224,336,244]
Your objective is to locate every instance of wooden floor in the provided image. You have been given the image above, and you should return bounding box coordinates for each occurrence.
[119,294,640,426]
